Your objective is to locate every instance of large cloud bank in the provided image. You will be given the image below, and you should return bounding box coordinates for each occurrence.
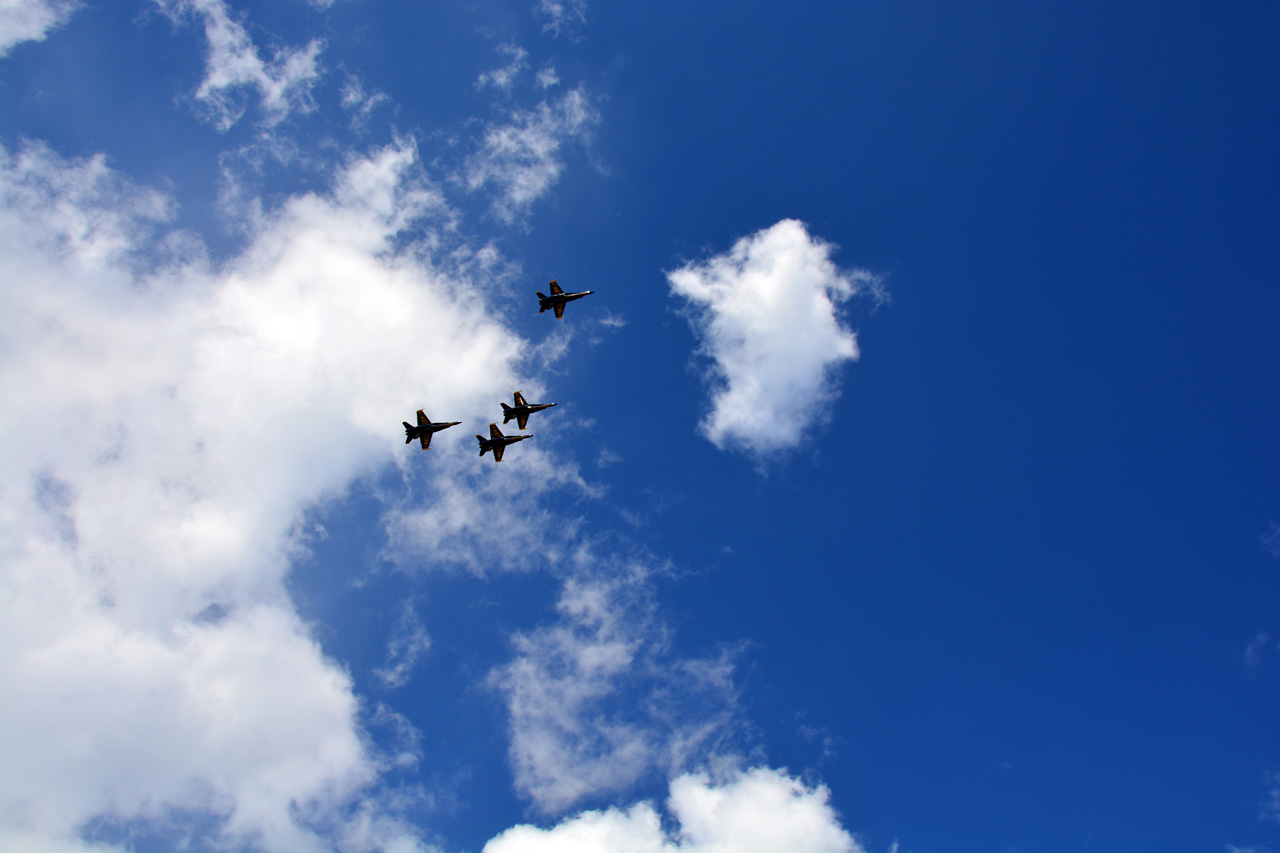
[0,139,524,852]
[668,219,880,457]
[484,767,863,853]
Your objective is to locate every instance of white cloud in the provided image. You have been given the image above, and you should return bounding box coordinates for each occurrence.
[154,0,324,131]
[490,560,741,814]
[536,65,561,89]
[534,0,587,37]
[483,766,863,853]
[0,139,529,851]
[383,443,593,575]
[1262,521,1280,557]
[464,87,599,224]
[667,219,882,458]
[341,74,391,130]
[1246,631,1272,670]
[374,601,432,690]
[477,43,530,92]
[0,0,79,56]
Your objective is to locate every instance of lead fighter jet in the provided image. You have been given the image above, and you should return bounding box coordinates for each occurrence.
[476,423,532,462]
[403,410,461,450]
[537,280,594,318]
[501,391,556,430]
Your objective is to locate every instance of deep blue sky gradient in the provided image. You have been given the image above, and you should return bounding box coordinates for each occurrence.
[4,2,1278,851]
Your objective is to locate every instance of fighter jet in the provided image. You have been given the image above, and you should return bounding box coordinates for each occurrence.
[403,410,461,450]
[501,391,556,430]
[476,422,532,462]
[537,280,594,318]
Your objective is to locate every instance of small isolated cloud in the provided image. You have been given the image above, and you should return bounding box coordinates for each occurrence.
[536,65,561,89]
[154,0,324,131]
[340,73,391,129]
[483,766,863,853]
[373,601,432,690]
[464,87,599,224]
[477,43,529,91]
[490,561,741,814]
[0,0,79,55]
[1261,522,1280,557]
[668,219,882,458]
[1246,631,1272,671]
[534,0,586,37]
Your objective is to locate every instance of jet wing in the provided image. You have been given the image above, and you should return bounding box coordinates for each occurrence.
[554,302,565,319]
[489,423,504,440]
[514,391,527,407]
[416,410,430,426]
[420,433,431,450]
[516,413,529,430]
[492,444,505,462]
[549,280,564,295]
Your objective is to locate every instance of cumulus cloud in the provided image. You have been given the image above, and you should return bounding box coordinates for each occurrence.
[154,0,324,130]
[483,766,863,853]
[667,219,882,458]
[0,139,530,851]
[464,87,598,223]
[0,0,79,55]
[490,560,742,814]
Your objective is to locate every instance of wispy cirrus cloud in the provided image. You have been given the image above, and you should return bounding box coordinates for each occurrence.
[534,0,587,38]
[153,0,324,131]
[464,87,599,224]
[477,43,530,92]
[490,558,743,814]
[1261,521,1280,557]
[668,219,883,459]
[484,767,863,853]
[374,601,433,690]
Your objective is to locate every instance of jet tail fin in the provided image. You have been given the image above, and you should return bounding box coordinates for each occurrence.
[403,422,414,444]
[477,436,488,456]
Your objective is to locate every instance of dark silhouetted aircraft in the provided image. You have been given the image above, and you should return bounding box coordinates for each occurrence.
[403,410,461,450]
[537,280,594,318]
[501,391,556,430]
[477,423,532,462]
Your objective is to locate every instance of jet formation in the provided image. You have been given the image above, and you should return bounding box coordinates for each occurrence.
[402,280,593,462]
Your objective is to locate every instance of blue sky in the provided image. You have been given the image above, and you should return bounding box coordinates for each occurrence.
[2,2,1278,851]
